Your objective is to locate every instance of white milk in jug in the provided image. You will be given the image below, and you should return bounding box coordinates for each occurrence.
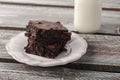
[74,0,102,33]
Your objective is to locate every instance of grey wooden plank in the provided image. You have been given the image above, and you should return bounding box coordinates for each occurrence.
[66,34,120,72]
[0,30,21,59]
[63,69,120,80]
[0,0,73,7]
[0,4,120,35]
[0,4,74,29]
[0,63,63,80]
[1,30,120,72]
[0,62,120,80]
[0,0,119,9]
[103,0,120,9]
[80,34,120,65]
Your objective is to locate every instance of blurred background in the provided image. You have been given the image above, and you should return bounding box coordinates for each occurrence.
[0,0,119,32]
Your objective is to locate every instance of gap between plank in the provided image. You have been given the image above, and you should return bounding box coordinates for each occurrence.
[0,26,25,31]
[0,58,120,73]
[1,27,120,36]
[63,63,120,73]
[0,58,18,63]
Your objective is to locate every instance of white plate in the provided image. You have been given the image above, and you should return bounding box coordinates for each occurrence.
[6,32,88,67]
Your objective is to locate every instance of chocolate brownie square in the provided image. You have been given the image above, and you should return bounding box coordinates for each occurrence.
[25,20,71,58]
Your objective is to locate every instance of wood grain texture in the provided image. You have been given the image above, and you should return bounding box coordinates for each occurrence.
[0,62,120,80]
[0,63,63,80]
[0,4,120,35]
[0,4,74,29]
[66,34,120,72]
[0,30,21,59]
[1,30,120,72]
[0,0,120,9]
[0,0,73,7]
[103,0,120,9]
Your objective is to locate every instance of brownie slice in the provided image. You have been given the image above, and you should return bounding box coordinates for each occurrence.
[25,20,71,58]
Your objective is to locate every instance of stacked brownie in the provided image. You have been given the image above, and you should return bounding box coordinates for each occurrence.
[24,20,71,58]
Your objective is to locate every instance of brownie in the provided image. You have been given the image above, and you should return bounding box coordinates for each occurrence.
[25,20,71,58]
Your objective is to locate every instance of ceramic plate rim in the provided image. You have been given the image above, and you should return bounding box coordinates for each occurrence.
[6,32,88,67]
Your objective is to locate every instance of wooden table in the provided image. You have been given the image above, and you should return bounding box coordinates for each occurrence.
[0,0,120,80]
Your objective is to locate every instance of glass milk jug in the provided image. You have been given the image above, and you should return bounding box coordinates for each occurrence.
[74,0,102,33]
